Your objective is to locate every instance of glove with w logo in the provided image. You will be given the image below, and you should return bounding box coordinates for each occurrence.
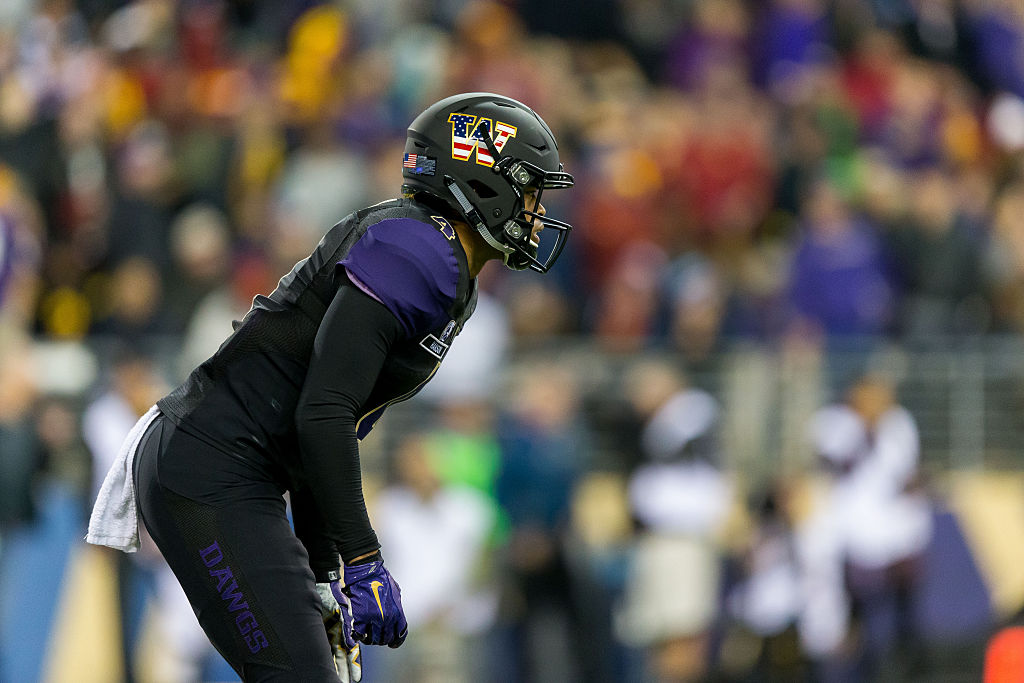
[341,559,408,648]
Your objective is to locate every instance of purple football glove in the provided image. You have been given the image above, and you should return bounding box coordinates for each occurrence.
[340,560,408,648]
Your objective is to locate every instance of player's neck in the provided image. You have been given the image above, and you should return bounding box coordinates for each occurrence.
[453,221,501,278]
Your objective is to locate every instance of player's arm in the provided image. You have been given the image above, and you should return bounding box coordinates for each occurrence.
[295,280,401,566]
[295,279,409,651]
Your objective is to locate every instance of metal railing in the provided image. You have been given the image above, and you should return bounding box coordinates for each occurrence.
[399,337,1024,479]
[47,334,1024,479]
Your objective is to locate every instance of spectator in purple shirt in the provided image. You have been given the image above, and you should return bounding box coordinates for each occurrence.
[752,0,830,93]
[786,177,894,343]
[965,3,1024,97]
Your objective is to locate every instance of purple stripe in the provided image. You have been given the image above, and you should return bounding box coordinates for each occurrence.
[345,270,384,304]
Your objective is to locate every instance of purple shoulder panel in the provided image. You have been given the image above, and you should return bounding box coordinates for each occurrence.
[340,218,459,335]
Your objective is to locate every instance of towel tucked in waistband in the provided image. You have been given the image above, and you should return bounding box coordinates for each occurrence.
[86,405,161,552]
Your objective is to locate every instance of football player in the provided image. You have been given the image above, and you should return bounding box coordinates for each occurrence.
[88,92,573,682]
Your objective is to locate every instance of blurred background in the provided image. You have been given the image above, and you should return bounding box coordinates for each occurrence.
[3,0,1024,681]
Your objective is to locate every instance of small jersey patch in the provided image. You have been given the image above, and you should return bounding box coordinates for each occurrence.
[431,216,456,241]
[419,320,458,360]
[419,334,448,360]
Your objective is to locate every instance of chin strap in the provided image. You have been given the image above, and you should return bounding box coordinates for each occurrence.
[444,175,513,256]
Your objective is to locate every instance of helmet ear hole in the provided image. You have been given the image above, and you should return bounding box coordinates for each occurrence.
[467,179,499,199]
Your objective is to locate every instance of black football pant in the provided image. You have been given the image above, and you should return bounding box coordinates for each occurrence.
[133,414,338,681]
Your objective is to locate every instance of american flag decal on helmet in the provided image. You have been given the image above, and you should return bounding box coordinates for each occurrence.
[447,113,517,167]
[403,153,436,175]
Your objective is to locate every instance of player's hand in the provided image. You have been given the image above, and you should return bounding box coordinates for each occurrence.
[316,582,362,682]
[342,559,408,648]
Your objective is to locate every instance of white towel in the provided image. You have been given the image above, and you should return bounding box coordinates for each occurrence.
[86,405,161,552]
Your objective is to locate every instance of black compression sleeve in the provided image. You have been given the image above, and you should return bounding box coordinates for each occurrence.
[295,280,404,563]
[291,486,340,581]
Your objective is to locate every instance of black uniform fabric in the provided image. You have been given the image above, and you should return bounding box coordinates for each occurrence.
[154,282,405,565]
[134,198,478,680]
[134,413,339,681]
[155,198,476,571]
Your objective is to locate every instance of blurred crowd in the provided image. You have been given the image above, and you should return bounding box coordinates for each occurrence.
[5,0,1024,353]
[3,0,1024,681]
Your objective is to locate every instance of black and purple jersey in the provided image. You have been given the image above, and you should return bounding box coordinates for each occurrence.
[339,210,475,439]
[157,197,476,494]
[131,197,482,676]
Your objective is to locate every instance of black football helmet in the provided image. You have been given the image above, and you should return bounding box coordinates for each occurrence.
[401,92,574,273]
